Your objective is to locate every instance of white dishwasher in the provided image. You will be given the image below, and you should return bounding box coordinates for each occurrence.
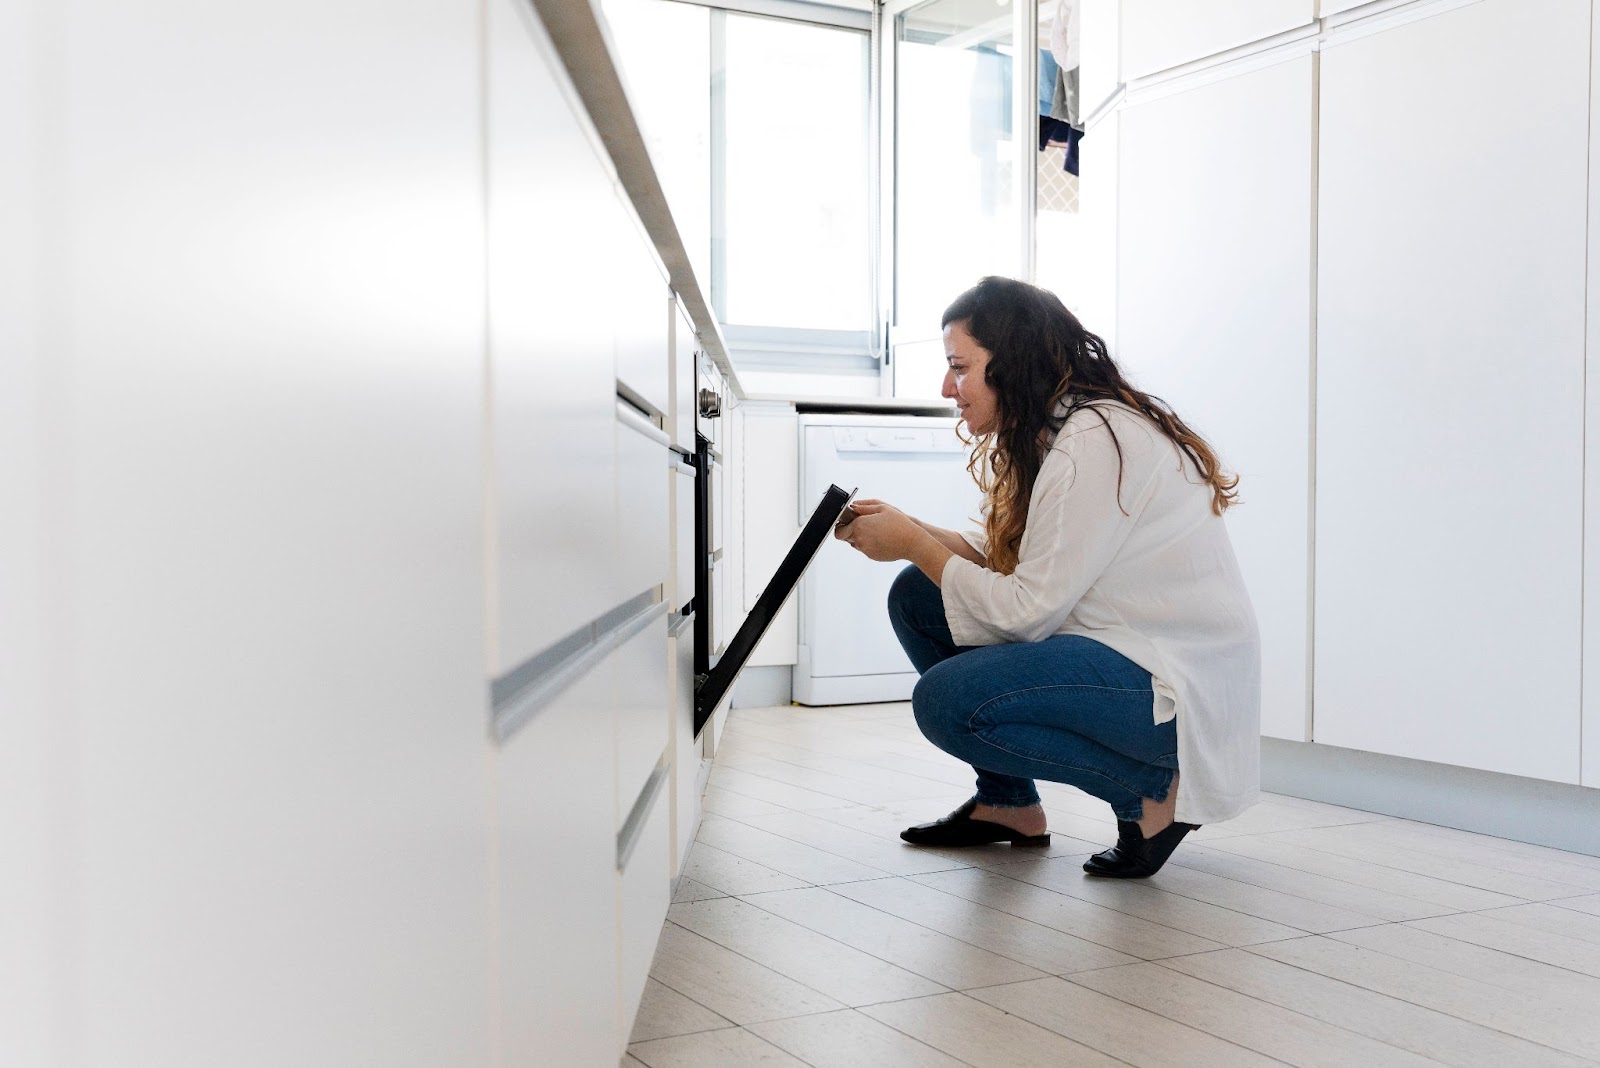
[795,414,983,705]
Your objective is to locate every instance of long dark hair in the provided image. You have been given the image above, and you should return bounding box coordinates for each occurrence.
[942,276,1238,574]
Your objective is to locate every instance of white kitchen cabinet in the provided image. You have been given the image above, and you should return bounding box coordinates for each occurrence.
[490,0,620,674]
[614,403,671,605]
[615,220,672,418]
[1121,0,1313,81]
[1316,0,1589,782]
[18,0,496,1060]
[498,667,619,1066]
[615,611,670,818]
[1117,54,1315,742]
[617,771,671,1052]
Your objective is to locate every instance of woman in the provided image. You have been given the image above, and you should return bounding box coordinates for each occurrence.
[835,277,1259,878]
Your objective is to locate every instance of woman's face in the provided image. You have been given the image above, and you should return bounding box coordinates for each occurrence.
[942,320,1000,435]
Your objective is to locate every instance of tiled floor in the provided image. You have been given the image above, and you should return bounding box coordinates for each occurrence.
[627,703,1600,1067]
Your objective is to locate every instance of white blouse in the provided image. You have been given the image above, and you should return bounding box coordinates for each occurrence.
[939,400,1261,826]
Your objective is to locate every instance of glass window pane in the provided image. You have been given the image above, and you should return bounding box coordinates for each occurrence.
[718,14,871,333]
[895,0,1019,336]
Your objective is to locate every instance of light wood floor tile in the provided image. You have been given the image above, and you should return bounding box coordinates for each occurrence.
[1331,923,1600,1011]
[694,815,890,885]
[830,876,1140,975]
[683,841,808,897]
[913,866,1226,959]
[1553,893,1600,916]
[726,756,951,806]
[670,877,728,904]
[732,809,978,877]
[700,786,790,820]
[971,976,1282,1068]
[861,991,1129,1068]
[1406,908,1600,978]
[707,766,864,811]
[1172,844,1454,922]
[648,706,1600,1066]
[1246,935,1600,1060]
[628,1027,807,1067]
[1331,820,1600,890]
[1071,961,1441,1068]
[1189,797,1393,840]
[1163,947,1589,1068]
[777,752,965,799]
[646,923,844,1025]
[629,978,733,1043]
[1270,826,1583,900]
[745,1008,969,1068]
[741,886,1046,989]
[980,854,1307,945]
[1134,859,1386,933]
[667,897,947,1006]
[1203,834,1522,912]
[1477,900,1600,944]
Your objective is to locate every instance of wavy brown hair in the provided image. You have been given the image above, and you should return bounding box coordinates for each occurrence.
[943,277,1239,575]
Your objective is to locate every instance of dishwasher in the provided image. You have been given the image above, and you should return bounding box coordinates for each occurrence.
[795,414,983,705]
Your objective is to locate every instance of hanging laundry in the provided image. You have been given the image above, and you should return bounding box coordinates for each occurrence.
[1049,0,1079,73]
[1038,115,1082,177]
[1038,49,1060,117]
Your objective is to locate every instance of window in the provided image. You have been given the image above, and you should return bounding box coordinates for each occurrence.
[602,0,874,366]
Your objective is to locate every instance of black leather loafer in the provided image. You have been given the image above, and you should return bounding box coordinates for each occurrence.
[900,798,1051,848]
[1081,819,1199,878]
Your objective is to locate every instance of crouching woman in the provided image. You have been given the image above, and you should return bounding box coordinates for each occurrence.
[835,277,1260,877]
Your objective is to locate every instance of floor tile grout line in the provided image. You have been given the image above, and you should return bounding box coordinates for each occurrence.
[903,866,1237,960]
[860,988,1146,1068]
[1160,847,1488,923]
[1070,948,1440,1067]
[1233,937,1600,1059]
[1180,840,1525,918]
[958,973,1306,1068]
[1326,919,1600,994]
[1288,823,1600,892]
[737,879,1128,985]
[749,1006,986,1068]
[727,884,1052,990]
[1238,828,1566,901]
[1200,838,1532,914]
[648,919,907,1022]
[697,800,994,880]
[979,852,1383,942]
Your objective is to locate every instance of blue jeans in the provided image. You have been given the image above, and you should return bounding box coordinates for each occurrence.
[889,565,1177,821]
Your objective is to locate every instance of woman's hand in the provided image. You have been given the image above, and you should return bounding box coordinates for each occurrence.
[835,499,924,562]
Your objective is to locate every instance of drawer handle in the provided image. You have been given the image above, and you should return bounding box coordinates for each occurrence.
[616,400,671,446]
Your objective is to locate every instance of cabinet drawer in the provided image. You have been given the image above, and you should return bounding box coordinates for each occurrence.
[669,630,699,876]
[615,403,670,602]
[617,774,669,1050]
[615,223,670,417]
[497,666,618,1065]
[614,612,669,819]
